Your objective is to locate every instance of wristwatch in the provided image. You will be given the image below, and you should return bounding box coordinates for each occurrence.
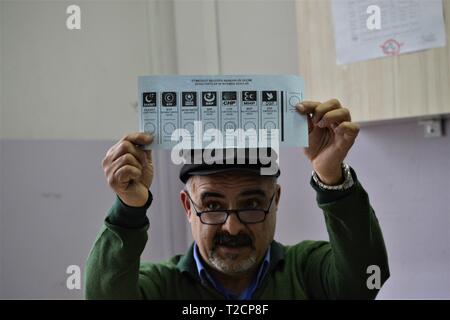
[312,163,354,191]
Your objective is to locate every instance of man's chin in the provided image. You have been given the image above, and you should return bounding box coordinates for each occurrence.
[209,247,256,275]
[209,246,257,274]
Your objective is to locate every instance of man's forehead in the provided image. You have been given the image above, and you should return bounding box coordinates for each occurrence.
[191,173,273,196]
[194,172,267,186]
[198,188,268,199]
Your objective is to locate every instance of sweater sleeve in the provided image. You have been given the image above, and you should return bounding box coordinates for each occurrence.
[84,191,161,299]
[302,168,390,299]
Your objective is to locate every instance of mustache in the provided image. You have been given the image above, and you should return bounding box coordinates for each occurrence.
[213,232,253,248]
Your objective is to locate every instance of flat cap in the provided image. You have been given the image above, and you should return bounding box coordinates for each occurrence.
[179,148,280,183]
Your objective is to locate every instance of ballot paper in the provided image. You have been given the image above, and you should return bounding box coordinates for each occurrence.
[138,75,308,150]
[331,0,446,64]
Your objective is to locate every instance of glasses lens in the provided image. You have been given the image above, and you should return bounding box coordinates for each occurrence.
[199,209,268,225]
[201,211,228,224]
[238,210,266,223]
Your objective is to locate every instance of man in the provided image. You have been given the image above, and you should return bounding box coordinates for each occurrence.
[85,99,390,299]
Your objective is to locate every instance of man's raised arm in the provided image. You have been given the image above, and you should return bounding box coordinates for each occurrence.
[84,133,157,299]
[296,100,390,299]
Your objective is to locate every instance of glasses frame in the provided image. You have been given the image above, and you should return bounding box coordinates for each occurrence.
[185,190,276,225]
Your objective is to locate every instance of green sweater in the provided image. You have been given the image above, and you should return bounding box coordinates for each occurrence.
[85,169,390,299]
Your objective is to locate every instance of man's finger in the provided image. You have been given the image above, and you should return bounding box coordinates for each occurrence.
[311,99,342,124]
[145,150,152,164]
[120,132,154,146]
[109,140,148,165]
[107,153,143,177]
[307,115,314,133]
[334,121,360,141]
[295,101,321,114]
[317,108,351,128]
[106,133,153,165]
[114,165,142,184]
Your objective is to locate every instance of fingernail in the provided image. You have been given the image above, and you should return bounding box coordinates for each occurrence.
[297,104,305,111]
[318,120,325,127]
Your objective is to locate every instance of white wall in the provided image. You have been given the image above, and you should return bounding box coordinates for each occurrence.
[173,0,220,74]
[217,0,299,74]
[1,1,155,140]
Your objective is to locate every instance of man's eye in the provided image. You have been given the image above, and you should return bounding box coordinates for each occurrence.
[206,202,223,210]
[244,199,261,209]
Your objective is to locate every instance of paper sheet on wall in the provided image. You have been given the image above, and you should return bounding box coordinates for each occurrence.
[331,0,446,64]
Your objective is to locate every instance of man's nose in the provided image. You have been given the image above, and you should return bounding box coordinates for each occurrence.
[221,211,246,235]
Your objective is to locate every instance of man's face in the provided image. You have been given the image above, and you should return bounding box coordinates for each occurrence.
[180,172,280,276]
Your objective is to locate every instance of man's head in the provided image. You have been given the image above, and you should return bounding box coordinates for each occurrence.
[180,171,280,276]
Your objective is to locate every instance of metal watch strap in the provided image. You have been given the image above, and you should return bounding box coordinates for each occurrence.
[312,163,354,191]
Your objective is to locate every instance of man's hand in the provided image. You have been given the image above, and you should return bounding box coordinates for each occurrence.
[296,99,359,185]
[102,132,154,207]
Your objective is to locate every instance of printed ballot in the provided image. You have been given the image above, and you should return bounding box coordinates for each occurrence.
[138,75,308,150]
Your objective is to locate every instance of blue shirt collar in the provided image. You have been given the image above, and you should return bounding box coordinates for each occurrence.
[193,242,271,300]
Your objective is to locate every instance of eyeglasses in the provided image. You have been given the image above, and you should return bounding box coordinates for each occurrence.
[185,191,276,225]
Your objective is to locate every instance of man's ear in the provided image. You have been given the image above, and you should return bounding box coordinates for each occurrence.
[275,184,281,207]
[180,190,192,221]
